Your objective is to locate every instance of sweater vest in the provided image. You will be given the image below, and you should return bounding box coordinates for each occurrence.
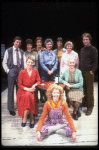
[7,47,24,70]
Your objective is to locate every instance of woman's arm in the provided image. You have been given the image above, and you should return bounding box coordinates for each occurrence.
[36,102,50,141]
[75,53,79,69]
[35,69,41,85]
[51,54,58,72]
[70,70,83,89]
[34,52,38,70]
[31,69,41,91]
[36,102,50,132]
[62,102,76,132]
[40,52,49,72]
[59,72,66,84]
[18,71,26,90]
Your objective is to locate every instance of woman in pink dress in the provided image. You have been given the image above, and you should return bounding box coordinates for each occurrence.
[17,56,41,128]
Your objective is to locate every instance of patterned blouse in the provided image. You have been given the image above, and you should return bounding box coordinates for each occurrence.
[40,50,58,72]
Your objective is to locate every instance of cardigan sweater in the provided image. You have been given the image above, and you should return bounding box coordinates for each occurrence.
[36,100,76,132]
[59,68,83,92]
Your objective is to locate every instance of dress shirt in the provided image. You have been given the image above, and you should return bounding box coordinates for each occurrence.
[40,50,58,72]
[2,46,22,73]
[60,50,79,75]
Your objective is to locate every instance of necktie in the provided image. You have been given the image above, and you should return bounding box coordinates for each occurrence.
[16,49,20,67]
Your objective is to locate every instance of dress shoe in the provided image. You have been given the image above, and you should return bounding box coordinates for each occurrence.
[30,123,34,128]
[86,110,92,116]
[40,98,46,103]
[21,122,26,127]
[77,110,81,117]
[9,111,16,116]
[73,114,78,120]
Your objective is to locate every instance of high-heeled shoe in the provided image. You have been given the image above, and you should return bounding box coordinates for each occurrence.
[21,122,26,127]
[30,123,34,128]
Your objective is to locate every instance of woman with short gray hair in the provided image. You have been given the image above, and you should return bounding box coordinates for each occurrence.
[44,38,54,47]
[40,38,58,81]
[60,41,79,75]
[59,57,84,120]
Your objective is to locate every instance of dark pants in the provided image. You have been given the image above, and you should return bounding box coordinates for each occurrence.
[41,64,56,81]
[8,66,20,111]
[82,71,94,111]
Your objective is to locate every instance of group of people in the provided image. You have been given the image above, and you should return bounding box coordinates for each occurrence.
[2,33,98,142]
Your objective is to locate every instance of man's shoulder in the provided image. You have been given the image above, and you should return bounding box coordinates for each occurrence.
[32,48,37,51]
[90,45,97,50]
[19,48,24,53]
[7,47,13,52]
[32,47,46,52]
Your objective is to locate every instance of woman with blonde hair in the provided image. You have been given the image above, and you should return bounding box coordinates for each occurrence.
[60,41,79,75]
[59,58,84,120]
[17,56,41,128]
[36,84,76,142]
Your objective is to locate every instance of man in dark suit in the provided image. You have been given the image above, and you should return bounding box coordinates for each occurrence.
[2,36,24,116]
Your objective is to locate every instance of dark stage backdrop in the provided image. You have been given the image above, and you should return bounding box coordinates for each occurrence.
[1,2,98,49]
[1,2,98,81]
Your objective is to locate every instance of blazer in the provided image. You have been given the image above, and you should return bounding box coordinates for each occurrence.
[59,68,83,91]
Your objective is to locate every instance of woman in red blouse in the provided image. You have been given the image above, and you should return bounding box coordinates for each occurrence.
[17,56,41,128]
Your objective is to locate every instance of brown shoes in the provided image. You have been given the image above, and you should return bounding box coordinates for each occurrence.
[73,114,78,120]
[86,110,92,116]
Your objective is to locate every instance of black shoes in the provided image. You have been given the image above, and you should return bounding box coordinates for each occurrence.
[21,122,26,127]
[73,109,81,120]
[9,111,16,116]
[21,123,34,128]
[86,110,92,116]
[73,114,78,120]
[30,123,34,128]
[77,110,81,117]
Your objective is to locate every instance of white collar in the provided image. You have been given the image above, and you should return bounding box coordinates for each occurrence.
[13,46,20,51]
[66,50,73,54]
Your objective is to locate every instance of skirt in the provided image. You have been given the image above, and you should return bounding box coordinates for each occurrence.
[67,89,84,103]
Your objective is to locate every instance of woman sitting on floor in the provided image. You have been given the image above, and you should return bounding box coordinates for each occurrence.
[36,84,76,142]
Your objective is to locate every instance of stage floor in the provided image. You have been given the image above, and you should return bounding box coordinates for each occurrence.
[1,82,98,147]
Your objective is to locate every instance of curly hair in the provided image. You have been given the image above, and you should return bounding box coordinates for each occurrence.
[46,84,64,101]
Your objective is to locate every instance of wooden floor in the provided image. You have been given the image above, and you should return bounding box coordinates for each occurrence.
[1,82,98,147]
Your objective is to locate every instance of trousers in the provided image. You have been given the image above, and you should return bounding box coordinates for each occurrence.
[82,71,94,111]
[8,66,20,111]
